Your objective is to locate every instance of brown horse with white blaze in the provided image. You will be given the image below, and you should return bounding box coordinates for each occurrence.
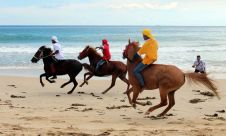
[123,40,219,116]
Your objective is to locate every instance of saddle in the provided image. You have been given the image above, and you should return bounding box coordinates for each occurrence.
[101,60,109,65]
[93,60,110,75]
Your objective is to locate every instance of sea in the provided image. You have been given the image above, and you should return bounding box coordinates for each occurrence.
[0,26,226,79]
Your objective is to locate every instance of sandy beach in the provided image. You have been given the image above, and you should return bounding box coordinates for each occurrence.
[0,76,225,135]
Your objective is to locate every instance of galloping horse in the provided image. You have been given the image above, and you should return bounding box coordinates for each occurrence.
[123,40,219,116]
[31,46,83,94]
[78,46,130,94]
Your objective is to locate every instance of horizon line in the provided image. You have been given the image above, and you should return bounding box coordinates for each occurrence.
[0,25,226,27]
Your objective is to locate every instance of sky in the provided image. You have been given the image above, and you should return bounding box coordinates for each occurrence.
[0,0,226,26]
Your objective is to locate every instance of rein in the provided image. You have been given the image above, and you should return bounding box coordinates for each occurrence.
[33,49,52,60]
[123,44,137,64]
[39,54,52,59]
[125,56,134,63]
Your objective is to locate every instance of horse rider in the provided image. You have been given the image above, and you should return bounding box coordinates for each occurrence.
[50,36,64,79]
[95,39,111,72]
[133,29,158,89]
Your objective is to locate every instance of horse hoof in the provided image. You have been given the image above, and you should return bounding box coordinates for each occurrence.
[145,111,150,115]
[41,84,44,87]
[67,91,73,94]
[123,91,127,94]
[51,80,56,83]
[79,85,83,87]
[60,86,64,88]
[132,103,136,109]
[157,114,164,117]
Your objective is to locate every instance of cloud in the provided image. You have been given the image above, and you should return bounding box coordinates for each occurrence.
[108,2,178,10]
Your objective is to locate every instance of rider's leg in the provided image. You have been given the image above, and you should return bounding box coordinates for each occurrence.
[50,63,57,79]
[133,62,148,87]
[95,59,105,72]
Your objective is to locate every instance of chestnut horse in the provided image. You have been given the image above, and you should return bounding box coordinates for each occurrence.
[31,46,83,94]
[78,46,130,94]
[123,40,219,116]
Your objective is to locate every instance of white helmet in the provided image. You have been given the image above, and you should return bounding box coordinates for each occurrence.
[51,36,59,43]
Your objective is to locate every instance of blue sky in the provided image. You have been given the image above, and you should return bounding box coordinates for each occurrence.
[0,0,226,26]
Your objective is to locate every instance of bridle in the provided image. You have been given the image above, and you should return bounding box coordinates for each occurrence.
[123,44,135,63]
[33,49,52,60]
[79,46,90,59]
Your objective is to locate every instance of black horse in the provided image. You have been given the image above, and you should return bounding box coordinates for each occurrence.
[31,46,83,94]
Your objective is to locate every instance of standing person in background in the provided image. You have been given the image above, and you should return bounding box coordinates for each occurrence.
[192,55,206,74]
[50,36,64,79]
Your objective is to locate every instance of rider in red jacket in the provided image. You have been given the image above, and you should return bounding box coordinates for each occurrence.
[95,39,111,72]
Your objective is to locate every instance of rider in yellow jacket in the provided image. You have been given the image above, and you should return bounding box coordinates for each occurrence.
[134,29,158,88]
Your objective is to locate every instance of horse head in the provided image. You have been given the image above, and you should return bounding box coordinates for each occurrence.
[78,45,102,60]
[31,46,52,63]
[78,45,90,60]
[123,39,139,61]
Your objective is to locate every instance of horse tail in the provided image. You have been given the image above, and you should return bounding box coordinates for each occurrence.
[185,73,220,99]
[82,63,91,71]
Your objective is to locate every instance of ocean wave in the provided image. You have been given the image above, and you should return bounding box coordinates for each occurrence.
[1,44,226,54]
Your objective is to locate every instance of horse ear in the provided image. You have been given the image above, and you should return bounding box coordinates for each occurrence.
[128,38,131,44]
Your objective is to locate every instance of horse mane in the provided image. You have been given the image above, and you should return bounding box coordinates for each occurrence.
[132,41,140,50]
[41,45,52,55]
[87,46,102,58]
[126,41,142,62]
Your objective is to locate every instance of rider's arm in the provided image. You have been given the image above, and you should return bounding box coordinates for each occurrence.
[192,61,196,68]
[138,40,158,63]
[96,46,103,50]
[52,50,59,56]
[137,41,149,57]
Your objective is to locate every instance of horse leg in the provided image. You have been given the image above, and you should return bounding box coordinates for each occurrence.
[158,91,176,117]
[119,74,130,94]
[61,78,72,88]
[84,74,93,85]
[126,87,133,105]
[102,74,117,94]
[67,76,78,94]
[40,73,46,87]
[145,89,168,115]
[131,87,146,108]
[46,75,56,83]
[79,72,93,87]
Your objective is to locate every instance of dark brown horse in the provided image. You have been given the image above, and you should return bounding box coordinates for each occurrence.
[123,40,219,116]
[78,46,130,94]
[31,46,83,94]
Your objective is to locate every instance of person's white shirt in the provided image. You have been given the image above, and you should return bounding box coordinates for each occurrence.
[53,42,64,60]
[193,60,205,72]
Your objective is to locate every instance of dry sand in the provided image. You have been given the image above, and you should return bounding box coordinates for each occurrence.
[0,76,226,136]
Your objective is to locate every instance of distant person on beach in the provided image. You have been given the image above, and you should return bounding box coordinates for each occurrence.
[133,29,158,88]
[192,55,206,73]
[95,39,111,72]
[50,36,64,79]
